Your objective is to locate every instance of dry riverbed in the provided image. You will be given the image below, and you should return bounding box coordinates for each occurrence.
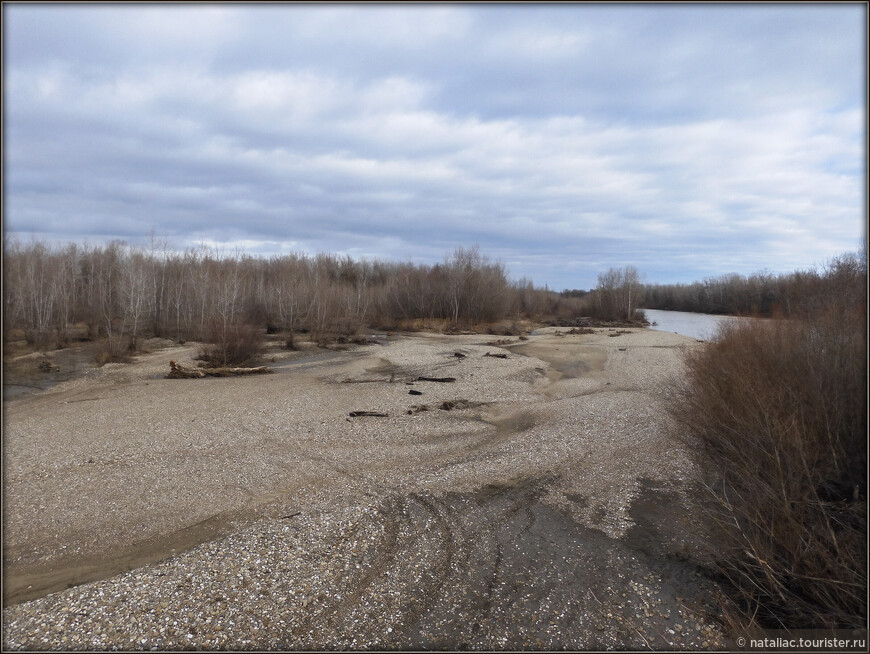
[2,328,731,649]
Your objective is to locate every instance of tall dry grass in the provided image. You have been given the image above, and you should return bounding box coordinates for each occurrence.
[669,305,866,628]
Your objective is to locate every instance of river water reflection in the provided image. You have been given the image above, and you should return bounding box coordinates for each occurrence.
[643,309,739,341]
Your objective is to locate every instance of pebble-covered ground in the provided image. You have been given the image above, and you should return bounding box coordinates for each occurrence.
[3,328,730,650]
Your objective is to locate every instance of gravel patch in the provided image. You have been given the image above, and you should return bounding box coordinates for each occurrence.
[2,328,727,650]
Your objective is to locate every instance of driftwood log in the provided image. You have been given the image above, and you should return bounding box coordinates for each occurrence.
[167,360,274,379]
[348,411,389,418]
[415,376,456,383]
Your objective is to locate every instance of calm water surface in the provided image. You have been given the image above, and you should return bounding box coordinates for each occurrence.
[643,309,739,341]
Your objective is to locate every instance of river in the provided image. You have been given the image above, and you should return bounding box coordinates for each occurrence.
[643,308,740,341]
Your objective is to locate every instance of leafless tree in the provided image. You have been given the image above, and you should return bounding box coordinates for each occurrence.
[120,247,149,351]
[53,243,80,346]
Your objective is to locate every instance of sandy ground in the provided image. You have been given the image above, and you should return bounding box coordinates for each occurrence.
[2,327,731,650]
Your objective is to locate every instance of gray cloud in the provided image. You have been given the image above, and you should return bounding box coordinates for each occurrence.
[3,4,865,291]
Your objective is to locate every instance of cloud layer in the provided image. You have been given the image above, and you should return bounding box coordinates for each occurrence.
[4,4,866,289]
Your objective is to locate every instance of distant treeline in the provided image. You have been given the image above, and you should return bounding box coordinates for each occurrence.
[8,236,861,355]
[5,239,639,352]
[641,253,867,318]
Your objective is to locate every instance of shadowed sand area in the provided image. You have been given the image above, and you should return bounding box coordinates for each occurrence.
[3,327,730,650]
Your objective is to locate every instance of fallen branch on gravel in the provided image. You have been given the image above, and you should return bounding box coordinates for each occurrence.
[167,360,274,379]
[484,352,508,359]
[348,411,389,417]
[416,376,456,383]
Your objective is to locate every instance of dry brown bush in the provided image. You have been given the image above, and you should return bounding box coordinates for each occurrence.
[669,309,866,629]
[197,322,264,368]
[88,337,134,366]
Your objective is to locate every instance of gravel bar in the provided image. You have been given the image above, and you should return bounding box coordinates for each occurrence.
[3,328,729,650]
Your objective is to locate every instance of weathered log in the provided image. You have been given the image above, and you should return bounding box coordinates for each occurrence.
[167,360,274,379]
[348,411,389,418]
[167,361,205,378]
[415,376,456,383]
[484,352,508,359]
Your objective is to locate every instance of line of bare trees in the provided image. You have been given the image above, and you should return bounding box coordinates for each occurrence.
[591,265,646,321]
[641,251,867,318]
[8,233,862,355]
[3,239,594,352]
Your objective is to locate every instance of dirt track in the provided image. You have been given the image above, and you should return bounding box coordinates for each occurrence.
[2,328,730,649]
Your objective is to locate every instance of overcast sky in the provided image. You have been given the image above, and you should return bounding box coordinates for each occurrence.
[3,3,866,290]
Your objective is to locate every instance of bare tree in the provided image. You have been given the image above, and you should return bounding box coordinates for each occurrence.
[147,231,172,337]
[120,247,149,351]
[53,243,80,346]
[22,241,58,345]
[3,237,25,337]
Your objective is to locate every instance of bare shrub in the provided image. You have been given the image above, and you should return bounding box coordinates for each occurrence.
[197,322,264,368]
[89,337,133,366]
[284,331,298,351]
[668,311,866,629]
[486,321,522,336]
